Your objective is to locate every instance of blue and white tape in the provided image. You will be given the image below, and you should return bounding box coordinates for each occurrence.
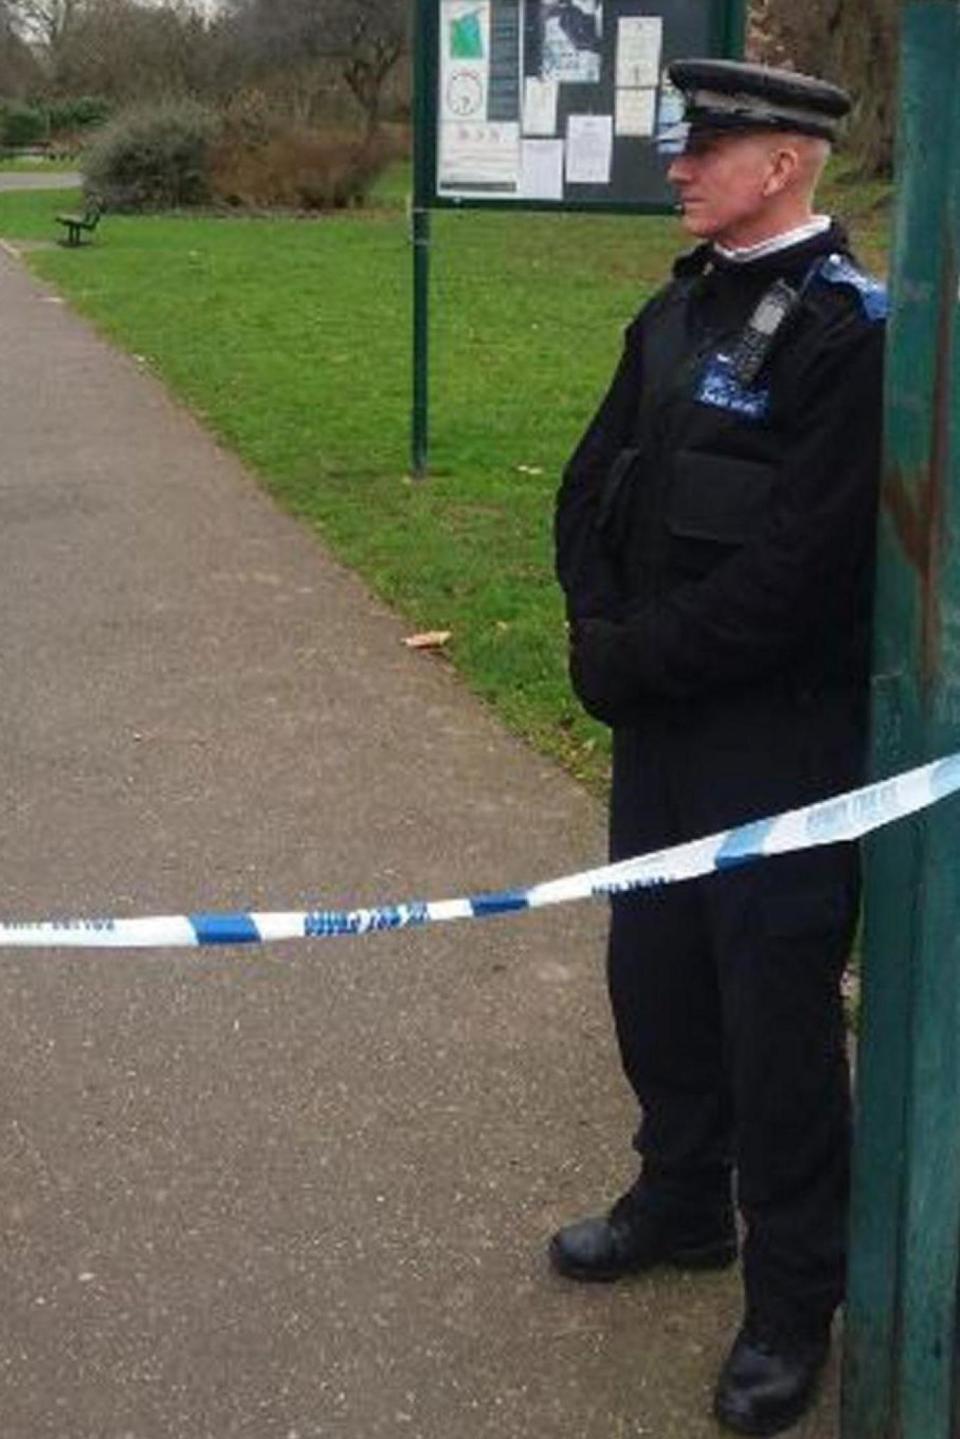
[2,752,959,951]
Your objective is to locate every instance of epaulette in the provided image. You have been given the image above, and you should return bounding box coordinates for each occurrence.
[672,243,713,279]
[814,252,888,321]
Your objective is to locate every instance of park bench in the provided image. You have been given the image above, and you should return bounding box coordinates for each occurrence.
[55,198,102,248]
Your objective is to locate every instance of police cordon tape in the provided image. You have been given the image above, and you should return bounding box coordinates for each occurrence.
[2,751,959,951]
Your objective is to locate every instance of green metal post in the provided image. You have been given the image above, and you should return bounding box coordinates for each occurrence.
[411,0,435,478]
[722,0,749,58]
[411,204,432,480]
[843,4,960,1437]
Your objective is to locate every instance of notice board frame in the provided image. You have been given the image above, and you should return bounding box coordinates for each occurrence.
[414,0,748,217]
[409,0,747,474]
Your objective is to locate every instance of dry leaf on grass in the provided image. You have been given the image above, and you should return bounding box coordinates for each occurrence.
[403,630,452,650]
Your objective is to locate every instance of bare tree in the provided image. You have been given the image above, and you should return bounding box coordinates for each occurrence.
[830,0,901,176]
[226,0,409,134]
[0,0,43,96]
[55,0,213,101]
[335,0,408,134]
[5,0,91,90]
[7,0,84,50]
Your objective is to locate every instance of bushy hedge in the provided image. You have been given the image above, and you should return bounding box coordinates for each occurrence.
[0,97,110,150]
[47,96,112,134]
[0,103,47,149]
[209,124,394,211]
[79,96,397,213]
[82,100,221,211]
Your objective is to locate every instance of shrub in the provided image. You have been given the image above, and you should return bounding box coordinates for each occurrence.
[1,103,47,149]
[81,100,221,211]
[209,123,393,212]
[47,96,112,135]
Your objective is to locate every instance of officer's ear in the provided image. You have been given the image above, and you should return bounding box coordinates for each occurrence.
[760,142,802,199]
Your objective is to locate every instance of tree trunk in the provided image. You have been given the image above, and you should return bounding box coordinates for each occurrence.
[830,0,901,176]
[750,0,902,177]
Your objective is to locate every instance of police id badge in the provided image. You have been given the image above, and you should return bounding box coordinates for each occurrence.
[696,278,802,419]
[696,353,771,421]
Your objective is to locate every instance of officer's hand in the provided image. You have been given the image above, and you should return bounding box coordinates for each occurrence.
[568,618,638,726]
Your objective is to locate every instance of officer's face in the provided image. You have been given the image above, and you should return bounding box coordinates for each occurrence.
[667,130,795,246]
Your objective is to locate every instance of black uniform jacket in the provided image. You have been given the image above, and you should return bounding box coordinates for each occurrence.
[555,223,886,728]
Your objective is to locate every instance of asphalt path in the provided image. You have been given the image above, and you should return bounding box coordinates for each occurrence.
[0,243,839,1437]
[0,171,82,191]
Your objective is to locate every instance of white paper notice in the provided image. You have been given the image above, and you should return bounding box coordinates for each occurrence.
[519,139,565,200]
[616,16,662,89]
[439,121,520,191]
[566,114,613,185]
[440,0,491,122]
[615,88,657,137]
[523,76,559,136]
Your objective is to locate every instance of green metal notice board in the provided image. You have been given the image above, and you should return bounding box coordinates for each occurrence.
[415,0,747,215]
[410,0,747,471]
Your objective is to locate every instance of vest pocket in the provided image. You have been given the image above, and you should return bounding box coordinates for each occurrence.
[666,451,776,577]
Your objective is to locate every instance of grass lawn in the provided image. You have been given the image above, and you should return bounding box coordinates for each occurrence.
[0,165,891,790]
[0,156,78,172]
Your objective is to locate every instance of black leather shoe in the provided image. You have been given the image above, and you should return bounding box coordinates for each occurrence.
[549,1191,737,1282]
[713,1325,829,1435]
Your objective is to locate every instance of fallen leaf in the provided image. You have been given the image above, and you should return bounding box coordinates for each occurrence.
[403,630,452,650]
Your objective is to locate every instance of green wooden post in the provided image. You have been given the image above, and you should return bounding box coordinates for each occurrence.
[843,3,960,1437]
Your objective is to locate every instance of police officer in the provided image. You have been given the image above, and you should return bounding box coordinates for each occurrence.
[552,60,885,1436]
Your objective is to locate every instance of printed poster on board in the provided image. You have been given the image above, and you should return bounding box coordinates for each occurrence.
[540,0,603,85]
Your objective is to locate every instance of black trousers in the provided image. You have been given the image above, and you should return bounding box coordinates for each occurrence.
[607,687,865,1340]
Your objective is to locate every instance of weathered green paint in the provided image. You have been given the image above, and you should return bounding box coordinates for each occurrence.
[843,4,960,1437]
